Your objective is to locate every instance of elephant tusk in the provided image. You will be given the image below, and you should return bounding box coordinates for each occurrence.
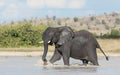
[39,41,44,43]
[48,41,51,43]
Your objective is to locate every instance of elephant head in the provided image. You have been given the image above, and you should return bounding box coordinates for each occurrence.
[42,26,74,63]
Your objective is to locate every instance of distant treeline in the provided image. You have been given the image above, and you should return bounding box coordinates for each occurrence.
[0,23,119,47]
[96,29,120,39]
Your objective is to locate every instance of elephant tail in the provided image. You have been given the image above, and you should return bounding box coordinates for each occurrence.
[96,43,109,61]
[99,47,109,61]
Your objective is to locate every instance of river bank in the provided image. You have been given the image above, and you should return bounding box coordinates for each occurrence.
[0,51,119,57]
[0,39,119,56]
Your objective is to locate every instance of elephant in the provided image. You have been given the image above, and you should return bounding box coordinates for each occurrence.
[42,26,74,64]
[49,30,109,66]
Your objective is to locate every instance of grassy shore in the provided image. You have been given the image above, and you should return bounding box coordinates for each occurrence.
[0,39,120,52]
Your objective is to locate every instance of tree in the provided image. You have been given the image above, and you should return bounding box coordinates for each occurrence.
[105,25,110,30]
[90,16,96,21]
[74,17,78,22]
[102,20,106,25]
[110,29,120,38]
[53,16,56,20]
[115,18,120,24]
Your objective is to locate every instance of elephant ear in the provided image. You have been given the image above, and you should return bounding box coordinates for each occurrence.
[51,29,60,43]
[67,27,74,38]
[71,31,75,38]
[42,27,52,41]
[61,26,75,39]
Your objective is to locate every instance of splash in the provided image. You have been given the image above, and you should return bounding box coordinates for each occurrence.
[34,60,98,68]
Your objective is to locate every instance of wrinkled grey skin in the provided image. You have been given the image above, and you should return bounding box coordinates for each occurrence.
[42,26,74,63]
[49,27,74,63]
[50,30,109,66]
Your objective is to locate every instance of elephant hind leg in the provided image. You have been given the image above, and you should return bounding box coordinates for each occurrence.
[89,58,99,66]
[88,52,99,66]
[81,59,88,66]
[86,45,99,66]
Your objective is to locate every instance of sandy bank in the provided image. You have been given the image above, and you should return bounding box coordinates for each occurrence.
[0,52,53,57]
[0,52,119,57]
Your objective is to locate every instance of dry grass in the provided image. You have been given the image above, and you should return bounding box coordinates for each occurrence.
[97,39,120,53]
[0,39,120,53]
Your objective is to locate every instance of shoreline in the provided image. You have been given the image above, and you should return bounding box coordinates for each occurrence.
[0,52,119,57]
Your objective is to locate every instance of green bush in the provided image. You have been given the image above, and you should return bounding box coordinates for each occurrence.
[73,17,78,22]
[115,18,120,24]
[110,29,120,38]
[99,29,120,39]
[0,23,48,47]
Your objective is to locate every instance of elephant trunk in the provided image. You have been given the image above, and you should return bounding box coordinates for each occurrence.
[42,42,48,62]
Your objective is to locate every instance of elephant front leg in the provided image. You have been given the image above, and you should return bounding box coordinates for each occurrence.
[49,50,61,64]
[63,55,70,66]
[62,44,70,66]
[42,43,48,64]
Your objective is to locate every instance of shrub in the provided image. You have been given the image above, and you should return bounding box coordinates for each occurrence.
[99,29,120,39]
[0,23,48,47]
[115,18,120,24]
[110,29,120,38]
[102,20,106,25]
[73,17,78,22]
[90,16,96,21]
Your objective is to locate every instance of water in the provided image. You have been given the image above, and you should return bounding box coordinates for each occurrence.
[0,56,120,75]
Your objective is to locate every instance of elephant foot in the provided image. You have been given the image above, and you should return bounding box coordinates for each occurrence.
[92,62,99,66]
[64,63,70,66]
[83,63,88,66]
[93,64,99,66]
[43,61,48,65]
[64,65,70,67]
[43,61,54,66]
[44,61,53,66]
[82,59,88,66]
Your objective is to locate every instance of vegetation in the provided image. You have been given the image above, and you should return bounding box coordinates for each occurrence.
[0,22,119,48]
[90,16,96,21]
[101,20,106,25]
[0,23,48,47]
[115,18,120,24]
[73,17,79,22]
[0,12,120,48]
[98,29,120,39]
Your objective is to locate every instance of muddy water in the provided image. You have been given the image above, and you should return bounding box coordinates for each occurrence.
[0,56,120,75]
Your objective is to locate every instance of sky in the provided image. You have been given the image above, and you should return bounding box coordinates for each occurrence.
[0,0,120,23]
